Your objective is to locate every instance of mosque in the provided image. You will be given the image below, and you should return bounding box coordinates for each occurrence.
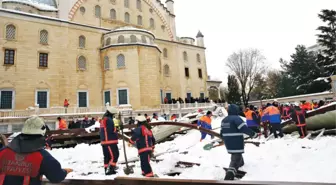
[0,0,215,110]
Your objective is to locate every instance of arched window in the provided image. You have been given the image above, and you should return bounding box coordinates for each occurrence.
[110,9,116,19]
[141,35,147,43]
[79,35,86,48]
[95,5,101,18]
[124,12,130,23]
[104,56,110,70]
[183,51,188,61]
[6,24,16,40]
[130,35,137,43]
[78,56,87,70]
[137,15,142,25]
[40,30,48,44]
[106,38,111,46]
[124,0,129,8]
[136,0,142,10]
[163,48,168,58]
[117,54,125,68]
[197,53,201,63]
[164,65,170,76]
[118,35,125,43]
[150,18,155,28]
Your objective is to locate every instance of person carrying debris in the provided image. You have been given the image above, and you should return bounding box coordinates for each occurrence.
[129,116,156,177]
[100,106,119,175]
[197,111,214,142]
[0,116,73,185]
[262,102,283,138]
[221,104,258,181]
[290,102,308,138]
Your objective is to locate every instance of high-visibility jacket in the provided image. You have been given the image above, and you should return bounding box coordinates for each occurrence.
[99,117,118,145]
[129,125,155,154]
[262,106,281,124]
[58,119,67,130]
[245,110,259,127]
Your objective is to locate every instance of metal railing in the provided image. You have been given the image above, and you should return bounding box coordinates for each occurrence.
[0,102,221,119]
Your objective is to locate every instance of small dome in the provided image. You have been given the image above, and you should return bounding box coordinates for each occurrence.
[3,0,58,10]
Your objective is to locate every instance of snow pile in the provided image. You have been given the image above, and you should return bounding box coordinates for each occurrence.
[3,0,58,11]
[48,114,336,183]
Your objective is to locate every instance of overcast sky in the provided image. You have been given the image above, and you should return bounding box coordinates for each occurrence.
[172,0,336,85]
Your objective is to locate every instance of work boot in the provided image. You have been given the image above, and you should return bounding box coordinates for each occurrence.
[105,165,117,175]
[224,171,235,180]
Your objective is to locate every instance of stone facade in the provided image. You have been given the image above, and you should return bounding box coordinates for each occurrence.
[0,0,209,110]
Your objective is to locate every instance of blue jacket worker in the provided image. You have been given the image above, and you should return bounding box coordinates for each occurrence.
[197,111,214,141]
[129,116,156,177]
[0,116,72,185]
[99,106,120,175]
[220,104,258,180]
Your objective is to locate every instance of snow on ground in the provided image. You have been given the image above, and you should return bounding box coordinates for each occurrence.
[50,116,336,183]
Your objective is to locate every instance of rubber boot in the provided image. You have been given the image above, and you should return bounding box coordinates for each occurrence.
[224,171,235,180]
[105,165,117,175]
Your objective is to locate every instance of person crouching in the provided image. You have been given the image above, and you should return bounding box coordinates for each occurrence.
[0,116,73,185]
[100,106,120,175]
[129,116,156,177]
[221,104,258,180]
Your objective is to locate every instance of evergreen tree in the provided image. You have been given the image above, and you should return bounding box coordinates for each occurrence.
[226,75,241,105]
[316,9,336,76]
[282,45,322,94]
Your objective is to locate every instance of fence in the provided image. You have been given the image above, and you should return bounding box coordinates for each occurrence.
[0,102,222,120]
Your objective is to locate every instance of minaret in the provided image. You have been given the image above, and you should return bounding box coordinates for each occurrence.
[165,0,174,15]
[165,0,177,40]
[196,31,204,47]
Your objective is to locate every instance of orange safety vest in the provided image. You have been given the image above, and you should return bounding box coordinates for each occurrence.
[58,119,67,130]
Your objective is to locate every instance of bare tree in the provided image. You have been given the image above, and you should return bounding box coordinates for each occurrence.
[226,49,267,106]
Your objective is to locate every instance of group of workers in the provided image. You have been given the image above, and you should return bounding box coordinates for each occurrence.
[244,100,308,138]
[0,98,319,184]
[99,107,156,177]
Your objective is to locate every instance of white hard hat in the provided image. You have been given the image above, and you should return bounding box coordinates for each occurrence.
[22,116,47,136]
[273,99,278,102]
[135,116,147,122]
[106,106,118,114]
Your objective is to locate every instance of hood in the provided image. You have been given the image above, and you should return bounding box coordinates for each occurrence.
[227,104,240,115]
[8,134,46,153]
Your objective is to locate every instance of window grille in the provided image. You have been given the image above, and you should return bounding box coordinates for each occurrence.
[117,54,125,68]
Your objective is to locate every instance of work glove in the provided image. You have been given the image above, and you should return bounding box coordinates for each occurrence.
[197,126,200,129]
[64,168,73,174]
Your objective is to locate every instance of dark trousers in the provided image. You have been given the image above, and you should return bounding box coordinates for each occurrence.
[297,125,307,138]
[262,122,269,137]
[225,153,244,179]
[102,144,119,167]
[270,123,283,138]
[249,126,260,134]
[139,151,153,177]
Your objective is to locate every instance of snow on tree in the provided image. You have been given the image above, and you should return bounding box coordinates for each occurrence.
[316,9,336,76]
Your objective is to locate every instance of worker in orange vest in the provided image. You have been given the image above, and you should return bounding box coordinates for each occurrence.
[57,117,67,130]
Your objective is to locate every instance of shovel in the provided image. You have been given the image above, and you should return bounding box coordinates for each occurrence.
[118,113,134,175]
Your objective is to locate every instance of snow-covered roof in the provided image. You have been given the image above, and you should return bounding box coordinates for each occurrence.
[3,0,58,11]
